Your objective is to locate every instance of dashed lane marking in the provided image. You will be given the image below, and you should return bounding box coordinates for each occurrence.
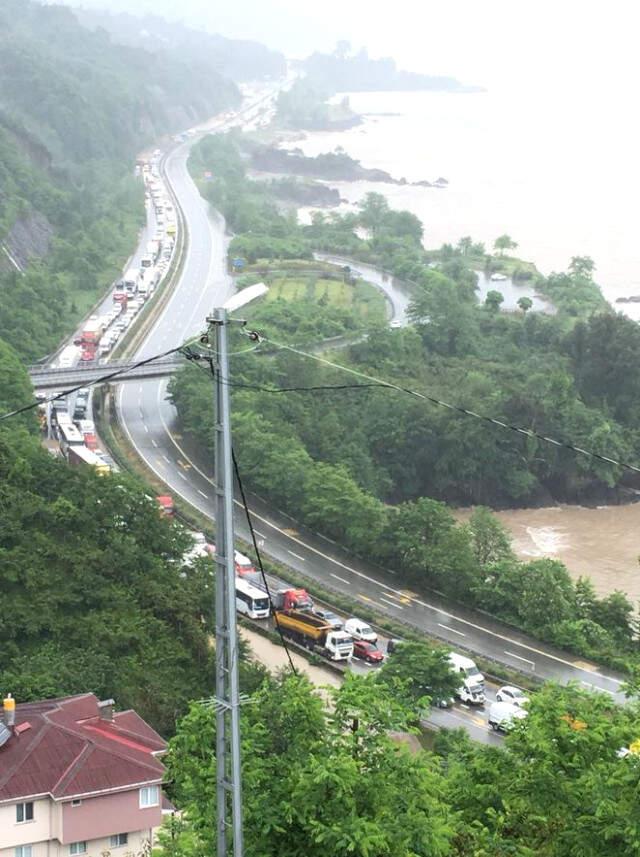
[330,573,350,585]
[380,597,403,610]
[438,623,466,637]
[505,651,536,669]
[197,489,208,499]
[288,551,305,562]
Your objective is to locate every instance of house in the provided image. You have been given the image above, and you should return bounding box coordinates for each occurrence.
[0,693,168,857]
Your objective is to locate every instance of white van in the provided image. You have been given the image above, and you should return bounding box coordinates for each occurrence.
[448,652,486,704]
[344,618,377,643]
[488,701,528,732]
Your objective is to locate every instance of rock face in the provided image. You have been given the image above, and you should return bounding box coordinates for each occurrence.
[252,146,403,184]
[268,179,341,207]
[0,210,54,273]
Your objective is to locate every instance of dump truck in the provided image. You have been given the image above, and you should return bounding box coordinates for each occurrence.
[275,610,354,661]
[245,576,312,612]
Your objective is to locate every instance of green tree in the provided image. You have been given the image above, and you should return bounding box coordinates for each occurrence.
[467,506,514,566]
[493,234,518,256]
[378,641,460,711]
[163,674,454,857]
[569,255,596,278]
[485,289,504,311]
[517,295,533,313]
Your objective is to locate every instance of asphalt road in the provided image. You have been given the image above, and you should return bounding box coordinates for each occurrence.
[113,90,626,733]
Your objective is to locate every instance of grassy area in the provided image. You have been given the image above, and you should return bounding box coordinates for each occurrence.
[264,276,387,323]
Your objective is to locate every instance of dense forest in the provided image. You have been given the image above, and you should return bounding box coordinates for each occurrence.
[0,341,265,735]
[169,133,640,670]
[74,8,286,82]
[160,669,640,857]
[0,0,240,361]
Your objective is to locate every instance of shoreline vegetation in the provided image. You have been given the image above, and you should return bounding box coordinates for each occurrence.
[174,131,640,673]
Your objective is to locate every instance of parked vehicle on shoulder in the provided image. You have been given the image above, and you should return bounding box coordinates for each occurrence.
[386,638,404,655]
[488,701,528,732]
[496,686,529,707]
[344,618,377,643]
[352,640,384,664]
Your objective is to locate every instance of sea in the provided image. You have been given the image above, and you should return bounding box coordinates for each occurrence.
[281,88,640,599]
[282,88,640,319]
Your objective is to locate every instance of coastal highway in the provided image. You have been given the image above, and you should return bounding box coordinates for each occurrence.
[114,92,626,724]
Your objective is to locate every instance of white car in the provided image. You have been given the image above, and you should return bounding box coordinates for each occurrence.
[344,618,377,643]
[496,686,529,707]
[389,319,402,329]
[488,701,528,732]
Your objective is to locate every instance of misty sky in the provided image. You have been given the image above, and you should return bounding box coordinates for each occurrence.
[72,0,640,99]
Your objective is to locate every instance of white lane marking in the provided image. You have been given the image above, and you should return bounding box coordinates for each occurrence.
[288,550,305,562]
[143,425,149,433]
[438,623,466,637]
[380,597,403,610]
[162,455,171,463]
[582,680,616,695]
[197,489,208,499]
[253,531,266,540]
[330,573,350,585]
[505,651,536,669]
[179,472,188,481]
[151,439,158,448]
[154,408,624,686]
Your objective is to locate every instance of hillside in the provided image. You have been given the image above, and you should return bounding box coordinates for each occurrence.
[73,7,287,82]
[0,0,241,360]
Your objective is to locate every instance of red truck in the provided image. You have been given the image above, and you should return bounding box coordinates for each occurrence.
[245,574,312,612]
[156,495,175,517]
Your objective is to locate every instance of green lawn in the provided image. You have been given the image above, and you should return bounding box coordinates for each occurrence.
[264,276,387,322]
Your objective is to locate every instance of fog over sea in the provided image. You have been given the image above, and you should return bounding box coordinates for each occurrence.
[284,88,640,317]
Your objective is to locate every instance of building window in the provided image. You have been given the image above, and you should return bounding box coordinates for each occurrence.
[139,785,159,808]
[69,842,87,855]
[71,799,82,807]
[110,834,128,848]
[15,846,32,857]
[16,802,34,823]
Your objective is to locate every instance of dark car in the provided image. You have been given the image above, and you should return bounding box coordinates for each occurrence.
[353,640,384,665]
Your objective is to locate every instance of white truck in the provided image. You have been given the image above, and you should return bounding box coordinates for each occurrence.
[448,652,486,705]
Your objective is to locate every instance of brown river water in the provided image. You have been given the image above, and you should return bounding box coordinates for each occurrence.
[477,505,640,603]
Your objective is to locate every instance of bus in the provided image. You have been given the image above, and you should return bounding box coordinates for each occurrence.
[67,445,111,476]
[58,421,85,457]
[235,578,270,620]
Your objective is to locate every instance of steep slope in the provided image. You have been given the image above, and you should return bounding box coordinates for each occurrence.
[0,0,241,360]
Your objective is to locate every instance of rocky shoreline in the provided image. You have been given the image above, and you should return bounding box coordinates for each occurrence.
[250,144,447,188]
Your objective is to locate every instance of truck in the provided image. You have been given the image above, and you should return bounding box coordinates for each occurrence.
[75,317,103,347]
[246,576,312,612]
[275,610,354,661]
[123,267,139,293]
[448,652,486,705]
[67,445,111,476]
[156,494,175,517]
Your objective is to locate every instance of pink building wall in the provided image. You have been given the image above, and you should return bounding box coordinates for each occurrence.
[61,787,162,843]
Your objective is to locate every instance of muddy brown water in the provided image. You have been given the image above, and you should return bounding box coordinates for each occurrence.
[459,505,640,603]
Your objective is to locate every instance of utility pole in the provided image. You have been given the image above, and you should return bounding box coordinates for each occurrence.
[209,306,244,857]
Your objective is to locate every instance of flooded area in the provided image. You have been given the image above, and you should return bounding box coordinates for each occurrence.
[483,504,640,602]
[474,271,555,314]
[240,626,342,689]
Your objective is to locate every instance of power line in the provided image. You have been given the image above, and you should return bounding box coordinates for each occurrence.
[250,335,640,477]
[0,345,188,422]
[231,446,298,677]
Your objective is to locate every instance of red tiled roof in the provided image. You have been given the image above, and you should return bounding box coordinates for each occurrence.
[0,694,166,802]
